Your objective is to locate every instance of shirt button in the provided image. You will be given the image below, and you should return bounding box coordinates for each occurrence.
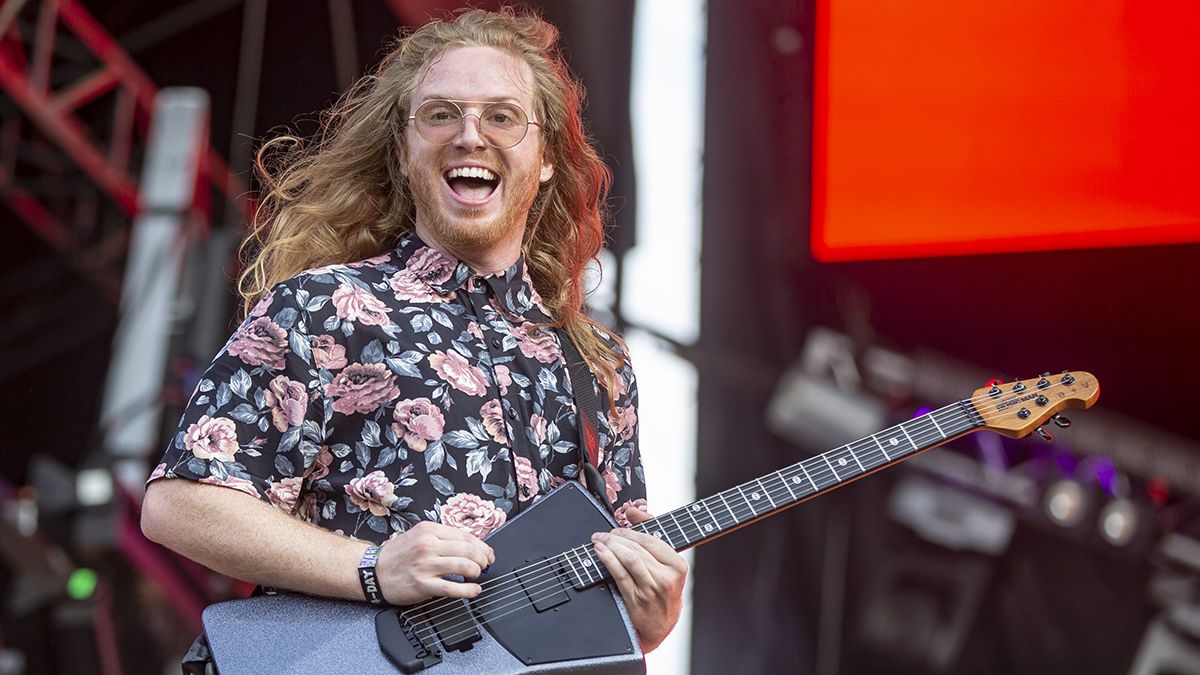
[491,338,501,349]
[507,408,519,420]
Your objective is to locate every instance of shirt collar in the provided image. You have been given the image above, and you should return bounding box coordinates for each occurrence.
[392,233,552,322]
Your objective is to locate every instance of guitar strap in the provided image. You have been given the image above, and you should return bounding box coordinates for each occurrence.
[556,328,615,515]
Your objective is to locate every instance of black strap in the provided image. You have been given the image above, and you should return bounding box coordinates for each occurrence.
[557,329,614,514]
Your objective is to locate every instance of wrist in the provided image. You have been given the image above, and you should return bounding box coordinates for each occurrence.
[357,543,387,605]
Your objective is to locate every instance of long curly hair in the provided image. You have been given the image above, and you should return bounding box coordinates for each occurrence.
[239,7,626,400]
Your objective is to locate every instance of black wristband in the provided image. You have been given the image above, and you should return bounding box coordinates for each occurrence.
[358,544,386,606]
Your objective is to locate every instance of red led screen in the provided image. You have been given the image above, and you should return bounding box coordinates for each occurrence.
[811,0,1200,261]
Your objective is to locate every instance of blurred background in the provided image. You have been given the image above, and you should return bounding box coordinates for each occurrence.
[1,0,1198,673]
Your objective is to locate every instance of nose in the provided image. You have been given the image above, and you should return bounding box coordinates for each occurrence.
[454,113,488,151]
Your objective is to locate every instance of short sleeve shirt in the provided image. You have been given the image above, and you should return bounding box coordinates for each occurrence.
[150,234,645,544]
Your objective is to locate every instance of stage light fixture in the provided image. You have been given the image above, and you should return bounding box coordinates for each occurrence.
[1099,498,1139,547]
[1044,479,1089,528]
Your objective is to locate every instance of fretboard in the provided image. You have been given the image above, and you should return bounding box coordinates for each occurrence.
[629,399,983,552]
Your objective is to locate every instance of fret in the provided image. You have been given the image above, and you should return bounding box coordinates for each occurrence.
[699,499,723,528]
[779,469,799,500]
[853,440,887,470]
[928,414,946,438]
[687,501,719,537]
[740,484,767,516]
[669,509,693,541]
[716,491,740,526]
[826,447,861,482]
[873,434,892,461]
[821,454,842,483]
[798,461,818,492]
[756,478,778,508]
[878,430,906,457]
[899,423,918,451]
[737,485,759,517]
[563,550,584,588]
[782,465,814,498]
[640,518,675,548]
[573,547,595,586]
[848,447,865,472]
[682,502,704,534]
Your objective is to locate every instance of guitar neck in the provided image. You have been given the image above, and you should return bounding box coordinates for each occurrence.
[632,398,984,552]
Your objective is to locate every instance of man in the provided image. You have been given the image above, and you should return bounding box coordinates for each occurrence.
[140,7,686,654]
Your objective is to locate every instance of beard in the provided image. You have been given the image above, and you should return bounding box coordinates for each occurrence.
[406,157,544,254]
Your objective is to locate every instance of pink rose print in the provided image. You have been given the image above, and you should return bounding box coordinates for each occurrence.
[227,317,288,369]
[248,289,275,318]
[441,493,507,538]
[512,323,560,364]
[345,470,398,517]
[467,321,484,341]
[310,334,348,370]
[520,265,548,311]
[267,476,303,511]
[480,399,509,444]
[148,462,167,481]
[494,364,513,395]
[264,375,308,431]
[184,415,239,462]
[515,456,539,502]
[388,247,456,303]
[614,498,649,528]
[307,445,333,482]
[323,362,400,415]
[331,282,392,326]
[298,492,320,523]
[428,350,488,397]
[392,398,445,451]
[199,474,258,498]
[601,469,621,505]
[607,405,638,443]
[529,414,548,446]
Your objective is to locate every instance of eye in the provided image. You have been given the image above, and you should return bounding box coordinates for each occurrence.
[420,102,459,125]
[485,104,523,128]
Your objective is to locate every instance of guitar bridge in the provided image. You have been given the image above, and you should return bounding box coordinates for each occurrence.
[375,609,442,674]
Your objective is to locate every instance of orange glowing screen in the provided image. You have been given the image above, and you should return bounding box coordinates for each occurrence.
[812,1,1200,261]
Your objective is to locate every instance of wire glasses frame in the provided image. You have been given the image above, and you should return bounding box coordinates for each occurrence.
[407,99,542,149]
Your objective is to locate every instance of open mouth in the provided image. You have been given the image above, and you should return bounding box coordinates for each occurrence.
[444,166,500,202]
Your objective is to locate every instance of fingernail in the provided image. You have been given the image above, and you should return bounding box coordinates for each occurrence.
[481,565,490,574]
[591,533,603,542]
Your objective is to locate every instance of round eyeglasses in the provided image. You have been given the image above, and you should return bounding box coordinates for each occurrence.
[407,99,541,150]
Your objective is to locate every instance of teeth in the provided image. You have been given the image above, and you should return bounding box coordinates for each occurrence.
[446,166,497,181]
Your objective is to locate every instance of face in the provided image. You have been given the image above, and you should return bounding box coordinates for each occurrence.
[401,45,554,256]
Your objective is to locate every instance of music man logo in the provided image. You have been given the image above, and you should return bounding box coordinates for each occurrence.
[996,393,1038,411]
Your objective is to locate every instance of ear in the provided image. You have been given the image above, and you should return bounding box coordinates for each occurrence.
[539,157,554,183]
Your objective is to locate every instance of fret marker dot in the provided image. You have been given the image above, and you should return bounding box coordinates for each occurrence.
[704,524,713,532]
[653,531,664,539]
[752,492,761,500]
[792,477,802,484]
[890,438,899,446]
[838,458,847,466]
[692,504,701,512]
[583,559,593,567]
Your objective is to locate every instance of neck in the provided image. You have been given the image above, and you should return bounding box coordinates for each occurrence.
[413,220,523,276]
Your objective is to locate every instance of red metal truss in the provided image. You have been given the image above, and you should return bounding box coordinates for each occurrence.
[0,0,251,301]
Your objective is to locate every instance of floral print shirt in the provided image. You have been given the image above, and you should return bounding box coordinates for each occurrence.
[150,234,646,544]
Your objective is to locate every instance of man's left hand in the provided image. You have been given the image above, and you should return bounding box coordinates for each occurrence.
[591,507,688,653]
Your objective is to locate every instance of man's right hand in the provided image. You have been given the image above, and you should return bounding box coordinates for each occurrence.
[376,521,495,605]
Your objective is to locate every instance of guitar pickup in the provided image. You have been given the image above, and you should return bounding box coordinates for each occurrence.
[515,556,570,612]
[421,599,481,651]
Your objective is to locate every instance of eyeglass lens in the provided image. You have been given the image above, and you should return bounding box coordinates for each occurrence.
[413,100,530,149]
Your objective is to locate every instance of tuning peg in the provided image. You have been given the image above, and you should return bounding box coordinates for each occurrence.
[1051,414,1071,428]
[1035,427,1054,443]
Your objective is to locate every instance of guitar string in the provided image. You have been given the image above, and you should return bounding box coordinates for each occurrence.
[400,375,1087,635]
[399,376,1087,643]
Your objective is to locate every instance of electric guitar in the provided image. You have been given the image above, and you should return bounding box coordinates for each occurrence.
[202,371,1099,674]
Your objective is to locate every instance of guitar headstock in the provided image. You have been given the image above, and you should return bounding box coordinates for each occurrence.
[971,371,1099,438]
